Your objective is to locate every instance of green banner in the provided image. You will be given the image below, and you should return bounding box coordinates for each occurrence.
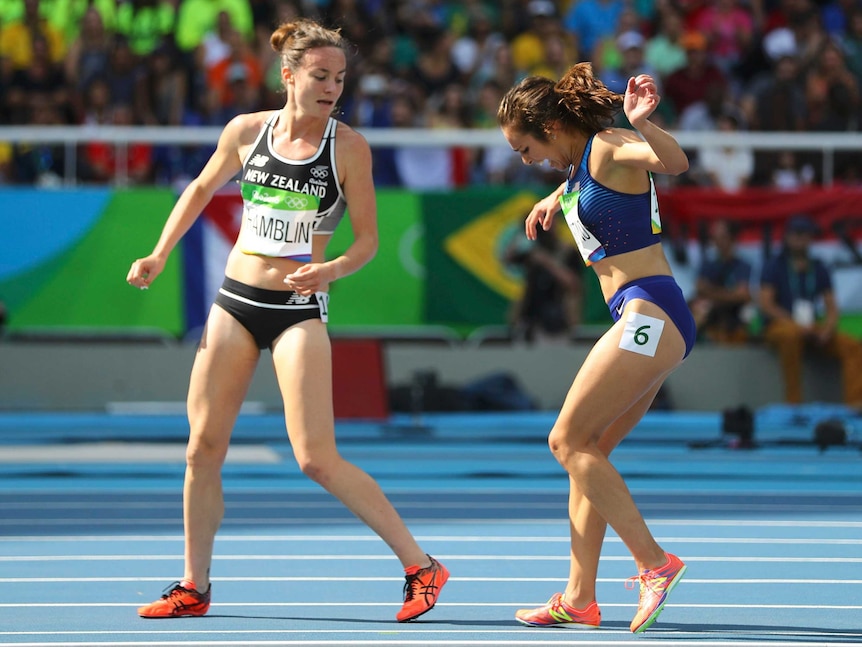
[4,189,184,335]
[326,190,425,328]
[0,186,613,338]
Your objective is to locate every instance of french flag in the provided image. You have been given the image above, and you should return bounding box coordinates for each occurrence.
[183,190,243,339]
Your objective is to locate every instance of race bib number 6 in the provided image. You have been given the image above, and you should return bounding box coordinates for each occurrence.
[619,311,665,357]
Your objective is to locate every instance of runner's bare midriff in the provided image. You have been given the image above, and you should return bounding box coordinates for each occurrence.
[224,234,332,291]
[593,243,674,303]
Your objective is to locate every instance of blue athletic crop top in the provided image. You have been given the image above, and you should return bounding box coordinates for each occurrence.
[559,134,662,266]
[236,113,348,261]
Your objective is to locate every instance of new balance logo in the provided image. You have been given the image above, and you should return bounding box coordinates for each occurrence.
[248,154,269,168]
[285,293,313,305]
[548,608,573,623]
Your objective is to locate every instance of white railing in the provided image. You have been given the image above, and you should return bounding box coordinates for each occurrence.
[0,126,859,186]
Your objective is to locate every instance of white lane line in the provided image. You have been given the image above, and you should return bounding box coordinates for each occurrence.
[0,641,857,647]
[1,576,861,585]
[0,602,859,610]
[1,555,860,563]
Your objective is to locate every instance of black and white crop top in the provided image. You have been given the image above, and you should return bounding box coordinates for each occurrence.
[236,113,348,261]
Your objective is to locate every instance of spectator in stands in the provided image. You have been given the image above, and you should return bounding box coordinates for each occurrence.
[139,39,186,126]
[342,37,400,118]
[599,31,662,99]
[104,35,147,120]
[470,38,519,96]
[256,0,303,108]
[205,26,263,123]
[844,10,862,91]
[0,0,66,71]
[174,0,254,55]
[344,70,402,186]
[198,10,235,74]
[64,5,113,118]
[0,0,29,24]
[804,39,860,132]
[663,31,729,122]
[115,0,175,59]
[678,79,742,131]
[451,5,506,89]
[644,6,688,78]
[691,0,755,78]
[770,150,816,190]
[590,4,644,84]
[505,222,583,343]
[321,0,379,57]
[563,0,625,61]
[804,39,861,181]
[387,6,423,79]
[511,1,576,79]
[5,31,70,124]
[406,24,460,104]
[343,70,382,129]
[741,43,805,132]
[740,36,807,185]
[695,111,754,191]
[821,0,857,36]
[11,96,66,185]
[79,102,153,185]
[759,214,862,407]
[790,4,830,72]
[389,87,455,189]
[0,68,8,124]
[427,81,474,186]
[472,78,518,184]
[50,0,117,46]
[530,29,576,83]
[689,218,754,343]
[78,75,112,125]
[0,142,11,181]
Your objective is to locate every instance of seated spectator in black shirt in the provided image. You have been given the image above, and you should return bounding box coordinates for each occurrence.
[5,32,70,124]
[690,219,754,343]
[505,223,583,343]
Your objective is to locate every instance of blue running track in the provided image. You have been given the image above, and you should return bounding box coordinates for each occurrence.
[0,409,860,646]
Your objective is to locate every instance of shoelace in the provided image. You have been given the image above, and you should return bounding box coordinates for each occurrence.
[625,570,666,596]
[547,595,572,620]
[160,581,193,600]
[402,565,437,603]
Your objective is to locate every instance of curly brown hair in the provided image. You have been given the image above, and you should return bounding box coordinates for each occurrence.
[497,62,622,142]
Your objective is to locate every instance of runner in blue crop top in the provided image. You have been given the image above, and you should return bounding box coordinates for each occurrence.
[564,134,662,264]
[127,18,448,624]
[498,63,694,634]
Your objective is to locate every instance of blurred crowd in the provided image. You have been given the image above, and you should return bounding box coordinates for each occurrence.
[0,0,860,188]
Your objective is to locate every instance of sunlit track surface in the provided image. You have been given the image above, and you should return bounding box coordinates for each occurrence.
[0,410,860,645]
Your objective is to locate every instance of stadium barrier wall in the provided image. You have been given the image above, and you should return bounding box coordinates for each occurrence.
[0,338,841,413]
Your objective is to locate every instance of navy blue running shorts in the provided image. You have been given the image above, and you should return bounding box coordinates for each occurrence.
[607,275,696,359]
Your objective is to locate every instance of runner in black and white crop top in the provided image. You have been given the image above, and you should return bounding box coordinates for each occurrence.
[236,112,348,262]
